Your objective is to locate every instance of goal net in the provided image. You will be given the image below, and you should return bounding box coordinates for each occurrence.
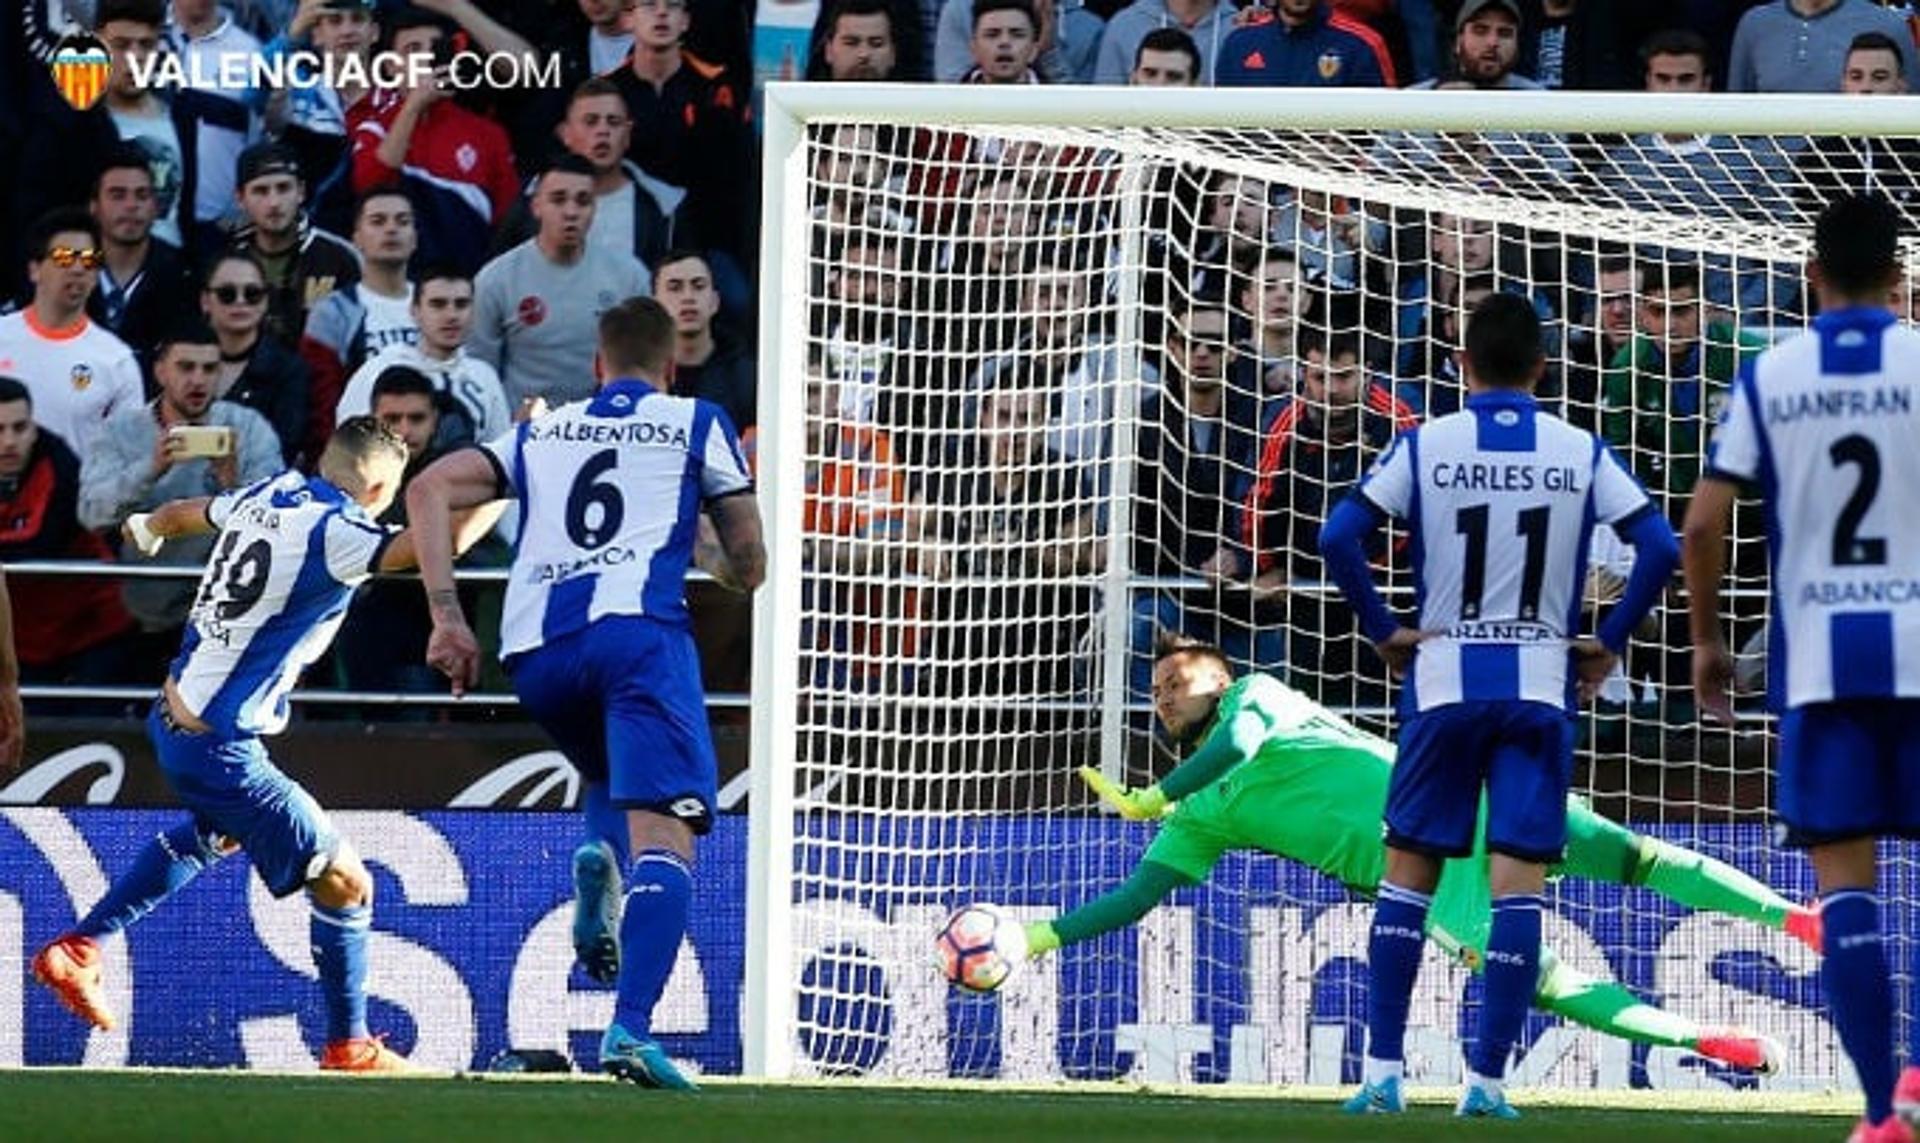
[745,86,1920,1091]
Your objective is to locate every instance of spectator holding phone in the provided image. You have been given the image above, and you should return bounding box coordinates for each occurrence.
[79,321,281,661]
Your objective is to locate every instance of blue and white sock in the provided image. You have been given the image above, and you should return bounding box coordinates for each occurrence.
[1470,894,1543,1081]
[76,820,228,939]
[1823,891,1895,1125]
[1365,881,1432,1068]
[612,848,692,1040]
[311,901,372,1043]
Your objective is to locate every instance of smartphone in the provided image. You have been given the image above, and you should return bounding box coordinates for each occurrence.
[168,425,233,459]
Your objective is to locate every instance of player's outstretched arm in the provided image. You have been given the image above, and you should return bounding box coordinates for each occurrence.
[1680,476,1741,723]
[404,450,504,695]
[122,496,220,556]
[376,501,510,575]
[1024,861,1195,959]
[700,492,766,593]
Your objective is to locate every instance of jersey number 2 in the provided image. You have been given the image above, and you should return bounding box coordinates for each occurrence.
[565,448,626,550]
[1830,434,1887,567]
[1456,504,1549,620]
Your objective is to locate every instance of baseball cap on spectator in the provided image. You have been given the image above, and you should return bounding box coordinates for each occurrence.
[236,142,301,189]
[1455,0,1520,29]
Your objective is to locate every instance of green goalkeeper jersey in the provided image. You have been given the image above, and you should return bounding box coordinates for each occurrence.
[1147,674,1397,894]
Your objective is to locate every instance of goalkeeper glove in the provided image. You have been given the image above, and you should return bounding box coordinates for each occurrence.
[1078,766,1170,821]
[1023,921,1061,958]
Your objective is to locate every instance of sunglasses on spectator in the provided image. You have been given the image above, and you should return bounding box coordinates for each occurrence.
[45,246,104,270]
[210,283,269,305]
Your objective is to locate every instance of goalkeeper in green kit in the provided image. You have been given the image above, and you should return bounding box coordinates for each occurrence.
[1022,641,1820,1072]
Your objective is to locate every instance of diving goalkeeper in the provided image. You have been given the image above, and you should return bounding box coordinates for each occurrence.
[1024,641,1819,1073]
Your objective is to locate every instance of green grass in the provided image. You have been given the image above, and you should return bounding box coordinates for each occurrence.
[0,1071,1860,1142]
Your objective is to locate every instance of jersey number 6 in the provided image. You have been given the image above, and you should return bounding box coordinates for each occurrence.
[565,448,626,550]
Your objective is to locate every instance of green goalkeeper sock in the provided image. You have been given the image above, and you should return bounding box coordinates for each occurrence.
[1534,953,1699,1049]
[1632,837,1790,929]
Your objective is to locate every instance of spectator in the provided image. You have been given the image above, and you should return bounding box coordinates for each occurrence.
[339,266,510,446]
[333,366,458,701]
[230,141,361,348]
[201,251,311,465]
[77,322,281,659]
[1523,0,1659,91]
[0,211,145,458]
[1272,189,1388,290]
[0,376,137,694]
[809,123,916,237]
[87,147,199,378]
[972,253,1132,462]
[1231,244,1308,397]
[98,0,195,248]
[957,0,1048,82]
[299,189,420,462]
[496,78,695,282]
[1603,29,1797,227]
[1216,0,1396,87]
[1599,260,1767,514]
[1128,26,1204,84]
[1797,31,1920,224]
[470,155,651,411]
[1728,0,1920,93]
[808,0,924,80]
[1558,251,1635,430]
[1100,0,1229,84]
[801,362,919,692]
[1395,211,1547,389]
[1217,325,1416,706]
[654,250,755,444]
[938,0,1104,82]
[347,8,520,275]
[916,382,1104,698]
[607,0,758,273]
[1407,0,1537,88]
[163,0,265,249]
[1131,297,1275,697]
[264,0,381,233]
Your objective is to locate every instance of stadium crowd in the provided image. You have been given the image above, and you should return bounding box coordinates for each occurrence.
[0,0,1915,715]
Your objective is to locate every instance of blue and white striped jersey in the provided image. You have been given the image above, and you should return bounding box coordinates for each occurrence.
[1356,390,1655,711]
[483,379,753,658]
[172,472,396,737]
[1707,306,1920,709]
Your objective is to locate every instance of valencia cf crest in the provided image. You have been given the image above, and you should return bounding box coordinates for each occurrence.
[70,364,94,392]
[1317,50,1343,80]
[50,33,113,112]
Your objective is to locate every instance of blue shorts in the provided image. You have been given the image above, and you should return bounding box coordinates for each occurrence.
[1778,698,1920,847]
[147,702,338,898]
[508,615,717,833]
[1386,700,1576,863]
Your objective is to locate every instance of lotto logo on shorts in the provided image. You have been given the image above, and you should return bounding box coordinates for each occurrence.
[50,34,112,111]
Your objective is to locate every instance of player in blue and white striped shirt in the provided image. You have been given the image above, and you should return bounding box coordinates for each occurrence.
[30,418,499,1070]
[1684,195,1920,1143]
[1320,294,1680,1118]
[406,296,764,1090]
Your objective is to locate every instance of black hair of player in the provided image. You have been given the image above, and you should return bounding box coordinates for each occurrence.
[1463,292,1543,390]
[1814,194,1902,297]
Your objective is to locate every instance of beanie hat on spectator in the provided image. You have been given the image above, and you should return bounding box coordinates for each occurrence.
[1454,0,1520,29]
[236,142,302,190]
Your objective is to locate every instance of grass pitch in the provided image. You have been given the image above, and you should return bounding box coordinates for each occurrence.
[0,1070,1858,1142]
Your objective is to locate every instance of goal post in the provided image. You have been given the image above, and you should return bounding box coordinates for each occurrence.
[746,82,1920,1088]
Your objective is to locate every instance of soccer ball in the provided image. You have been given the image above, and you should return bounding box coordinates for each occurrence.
[935,903,1027,993]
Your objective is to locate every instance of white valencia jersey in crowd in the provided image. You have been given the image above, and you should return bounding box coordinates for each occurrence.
[172,472,396,737]
[484,379,753,658]
[1357,391,1655,712]
[1706,307,1920,708]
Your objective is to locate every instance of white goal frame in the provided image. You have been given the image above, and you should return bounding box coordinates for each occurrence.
[744,83,1916,1081]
